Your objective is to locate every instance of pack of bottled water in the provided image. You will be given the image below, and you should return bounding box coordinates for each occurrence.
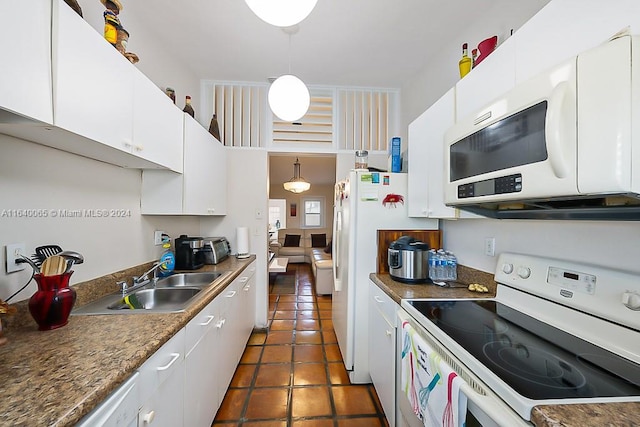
[428,249,457,282]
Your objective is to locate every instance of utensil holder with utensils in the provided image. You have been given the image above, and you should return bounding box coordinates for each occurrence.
[28,271,76,331]
[24,252,84,330]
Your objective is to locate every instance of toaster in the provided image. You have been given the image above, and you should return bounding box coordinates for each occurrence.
[200,237,231,265]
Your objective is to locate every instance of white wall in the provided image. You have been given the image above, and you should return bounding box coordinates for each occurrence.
[79,2,203,123]
[401,0,640,275]
[0,135,199,301]
[199,148,269,328]
[269,184,334,231]
[401,0,550,127]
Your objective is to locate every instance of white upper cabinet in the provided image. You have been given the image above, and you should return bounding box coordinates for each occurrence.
[132,69,184,173]
[0,0,185,170]
[455,38,516,121]
[52,0,135,155]
[141,115,227,216]
[0,0,53,125]
[183,115,227,215]
[514,0,640,84]
[408,88,458,219]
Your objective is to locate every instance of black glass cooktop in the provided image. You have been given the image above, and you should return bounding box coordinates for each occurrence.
[407,300,640,400]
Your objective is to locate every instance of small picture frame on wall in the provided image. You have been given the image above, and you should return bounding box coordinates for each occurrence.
[290,203,297,217]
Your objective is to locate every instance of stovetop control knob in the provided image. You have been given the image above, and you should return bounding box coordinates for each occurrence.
[502,263,514,274]
[517,266,531,279]
[622,291,640,310]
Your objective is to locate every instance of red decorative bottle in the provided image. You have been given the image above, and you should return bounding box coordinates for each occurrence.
[28,272,77,331]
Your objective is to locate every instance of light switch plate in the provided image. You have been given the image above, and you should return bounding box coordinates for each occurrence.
[6,243,26,273]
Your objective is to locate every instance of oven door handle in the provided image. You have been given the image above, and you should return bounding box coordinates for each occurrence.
[457,382,529,426]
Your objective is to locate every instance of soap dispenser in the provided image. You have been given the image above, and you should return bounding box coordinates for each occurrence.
[158,234,175,277]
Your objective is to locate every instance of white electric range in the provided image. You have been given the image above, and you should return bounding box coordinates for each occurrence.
[399,252,640,426]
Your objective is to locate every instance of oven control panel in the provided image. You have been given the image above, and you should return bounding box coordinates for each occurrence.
[547,266,596,295]
[495,252,638,333]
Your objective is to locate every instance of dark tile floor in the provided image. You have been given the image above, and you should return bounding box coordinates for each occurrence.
[213,263,389,426]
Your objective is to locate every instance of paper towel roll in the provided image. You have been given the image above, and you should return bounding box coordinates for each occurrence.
[236,226,250,258]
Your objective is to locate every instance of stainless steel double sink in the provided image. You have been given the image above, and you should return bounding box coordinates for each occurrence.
[72,271,230,315]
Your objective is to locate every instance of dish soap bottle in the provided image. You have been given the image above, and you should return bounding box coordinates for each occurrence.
[158,235,175,277]
[459,43,472,78]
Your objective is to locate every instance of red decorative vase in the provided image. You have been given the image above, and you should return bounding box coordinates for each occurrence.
[28,272,77,331]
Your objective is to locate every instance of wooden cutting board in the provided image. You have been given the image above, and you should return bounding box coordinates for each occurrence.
[376,229,442,274]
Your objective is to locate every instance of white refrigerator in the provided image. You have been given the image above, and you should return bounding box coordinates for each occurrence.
[332,171,438,383]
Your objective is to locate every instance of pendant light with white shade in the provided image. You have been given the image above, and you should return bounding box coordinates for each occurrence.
[283,157,311,193]
[244,0,318,27]
[268,26,310,122]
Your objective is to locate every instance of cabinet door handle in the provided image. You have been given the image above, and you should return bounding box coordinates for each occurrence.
[216,318,226,329]
[142,410,155,424]
[200,315,215,326]
[156,353,180,371]
[374,295,385,304]
[226,290,237,298]
[386,329,393,336]
[239,277,249,283]
[243,285,251,292]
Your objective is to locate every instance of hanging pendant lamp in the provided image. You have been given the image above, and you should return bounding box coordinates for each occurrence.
[268,26,310,122]
[283,158,311,193]
[269,74,310,122]
[244,0,318,27]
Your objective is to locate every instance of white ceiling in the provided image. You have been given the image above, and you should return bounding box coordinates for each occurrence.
[121,0,543,88]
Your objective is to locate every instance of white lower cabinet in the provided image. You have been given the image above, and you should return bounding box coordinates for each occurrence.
[239,262,257,340]
[137,329,185,427]
[215,279,242,402]
[184,296,220,427]
[83,262,256,427]
[368,280,399,427]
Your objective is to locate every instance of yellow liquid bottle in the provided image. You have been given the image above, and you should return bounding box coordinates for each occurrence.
[459,43,472,78]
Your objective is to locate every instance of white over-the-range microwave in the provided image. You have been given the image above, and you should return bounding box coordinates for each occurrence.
[444,34,640,220]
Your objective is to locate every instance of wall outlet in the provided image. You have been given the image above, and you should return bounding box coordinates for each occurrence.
[6,243,26,273]
[484,237,496,257]
[154,230,165,246]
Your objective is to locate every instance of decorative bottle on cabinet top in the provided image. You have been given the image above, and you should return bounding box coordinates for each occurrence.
[183,96,195,117]
[459,43,472,78]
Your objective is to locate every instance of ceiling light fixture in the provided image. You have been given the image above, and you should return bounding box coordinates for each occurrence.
[268,26,310,122]
[283,157,311,193]
[244,0,318,27]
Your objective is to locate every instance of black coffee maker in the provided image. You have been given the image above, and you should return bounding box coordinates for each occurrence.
[175,235,205,270]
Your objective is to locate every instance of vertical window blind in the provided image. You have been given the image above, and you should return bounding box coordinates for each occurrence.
[209,83,398,152]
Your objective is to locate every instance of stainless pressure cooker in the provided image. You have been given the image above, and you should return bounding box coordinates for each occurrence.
[387,236,430,283]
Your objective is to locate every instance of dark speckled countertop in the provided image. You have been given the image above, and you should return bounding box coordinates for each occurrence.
[0,255,255,427]
[369,265,640,427]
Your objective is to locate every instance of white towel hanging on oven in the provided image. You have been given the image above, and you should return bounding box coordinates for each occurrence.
[401,320,467,427]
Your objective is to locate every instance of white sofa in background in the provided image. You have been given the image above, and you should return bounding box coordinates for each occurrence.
[276,228,332,264]
[275,228,333,295]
